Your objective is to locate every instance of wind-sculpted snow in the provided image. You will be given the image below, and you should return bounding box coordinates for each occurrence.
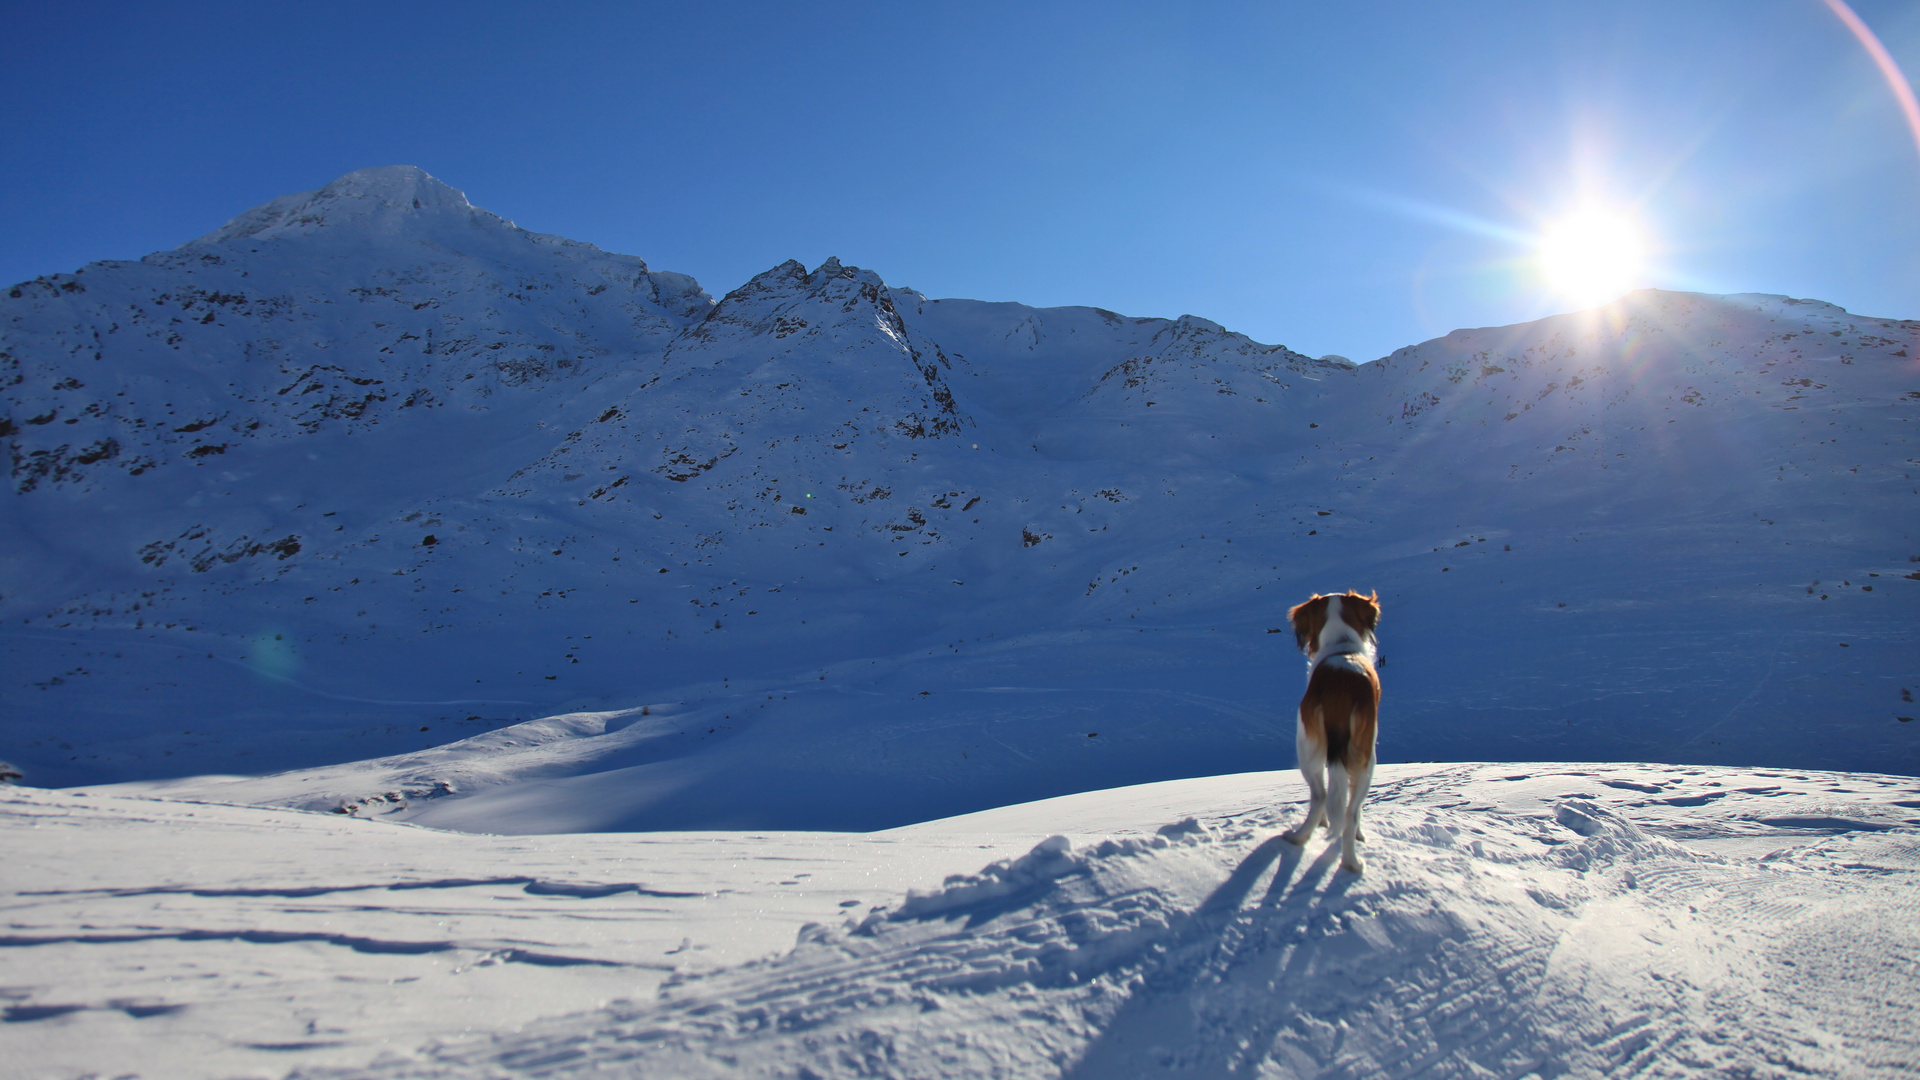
[2,166,1917,816]
[363,768,1920,1079]
[9,764,1915,1078]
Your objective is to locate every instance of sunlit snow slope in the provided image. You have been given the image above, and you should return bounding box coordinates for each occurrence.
[3,167,1916,828]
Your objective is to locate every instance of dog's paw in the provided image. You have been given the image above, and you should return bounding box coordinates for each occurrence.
[1340,855,1365,875]
[1282,828,1310,846]
[1355,828,1367,843]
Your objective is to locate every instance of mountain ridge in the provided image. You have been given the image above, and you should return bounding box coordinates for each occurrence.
[2,167,1914,823]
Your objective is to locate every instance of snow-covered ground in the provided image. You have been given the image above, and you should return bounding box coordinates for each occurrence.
[6,763,1918,1078]
[4,167,1918,1077]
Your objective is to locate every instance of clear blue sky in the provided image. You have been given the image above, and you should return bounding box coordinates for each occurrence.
[3,0,1915,362]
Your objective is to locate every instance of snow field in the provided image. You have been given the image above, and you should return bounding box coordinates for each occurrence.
[6,762,1918,1078]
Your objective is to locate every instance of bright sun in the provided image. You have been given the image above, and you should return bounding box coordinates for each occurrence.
[1535,208,1649,308]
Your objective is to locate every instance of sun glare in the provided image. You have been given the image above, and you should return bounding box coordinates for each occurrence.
[1534,208,1649,309]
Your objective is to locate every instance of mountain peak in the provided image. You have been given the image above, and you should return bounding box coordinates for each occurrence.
[717,257,890,309]
[313,165,473,212]
[185,165,496,247]
[808,256,886,291]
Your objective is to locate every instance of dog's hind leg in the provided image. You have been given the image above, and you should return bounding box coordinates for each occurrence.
[1350,691,1378,846]
[1337,761,1373,875]
[1350,760,1373,845]
[1282,708,1327,845]
[1325,761,1352,862]
[1283,759,1326,845]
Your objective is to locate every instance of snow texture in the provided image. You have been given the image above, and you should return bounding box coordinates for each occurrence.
[5,764,1918,1078]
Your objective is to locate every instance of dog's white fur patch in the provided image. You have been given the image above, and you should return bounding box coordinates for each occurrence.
[1308,594,1377,669]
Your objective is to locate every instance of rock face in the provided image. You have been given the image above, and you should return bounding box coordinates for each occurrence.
[2,167,1915,821]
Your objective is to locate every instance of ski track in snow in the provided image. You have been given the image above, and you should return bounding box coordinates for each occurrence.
[5,763,1919,1079]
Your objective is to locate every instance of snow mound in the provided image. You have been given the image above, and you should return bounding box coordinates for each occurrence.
[89,705,684,819]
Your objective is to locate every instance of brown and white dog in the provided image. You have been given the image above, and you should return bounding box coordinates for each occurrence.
[1282,590,1381,874]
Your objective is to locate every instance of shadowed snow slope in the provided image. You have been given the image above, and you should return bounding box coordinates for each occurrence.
[2,167,1917,830]
[4,763,1917,1078]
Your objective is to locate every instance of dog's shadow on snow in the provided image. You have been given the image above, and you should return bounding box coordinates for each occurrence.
[1061,830,1354,1080]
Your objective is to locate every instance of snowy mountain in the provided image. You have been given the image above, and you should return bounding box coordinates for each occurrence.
[3,166,1917,830]
[4,167,1919,1080]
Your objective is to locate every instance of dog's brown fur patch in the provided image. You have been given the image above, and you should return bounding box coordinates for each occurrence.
[1286,590,1379,655]
[1301,656,1380,769]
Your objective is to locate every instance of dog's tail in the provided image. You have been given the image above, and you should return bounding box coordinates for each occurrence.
[1306,659,1379,770]
[1323,699,1350,766]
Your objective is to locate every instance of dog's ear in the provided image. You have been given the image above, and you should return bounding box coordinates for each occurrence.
[1286,594,1325,653]
[1342,590,1380,633]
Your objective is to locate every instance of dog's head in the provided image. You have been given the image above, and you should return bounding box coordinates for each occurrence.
[1287,590,1380,656]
